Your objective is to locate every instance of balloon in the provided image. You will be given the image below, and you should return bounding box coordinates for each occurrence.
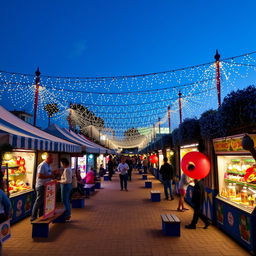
[149,154,158,164]
[181,152,210,179]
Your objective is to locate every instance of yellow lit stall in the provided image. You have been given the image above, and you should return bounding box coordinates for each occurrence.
[214,134,256,253]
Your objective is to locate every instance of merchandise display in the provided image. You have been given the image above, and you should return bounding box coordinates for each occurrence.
[2,151,35,197]
[218,156,256,211]
[214,134,256,253]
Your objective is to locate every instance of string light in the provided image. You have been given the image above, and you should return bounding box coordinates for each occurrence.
[1,51,256,149]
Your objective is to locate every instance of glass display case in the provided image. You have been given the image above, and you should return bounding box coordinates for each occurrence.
[180,144,198,184]
[2,150,35,197]
[214,134,256,254]
[218,155,256,213]
[78,155,87,179]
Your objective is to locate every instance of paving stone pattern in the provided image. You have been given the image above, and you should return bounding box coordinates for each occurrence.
[3,173,249,256]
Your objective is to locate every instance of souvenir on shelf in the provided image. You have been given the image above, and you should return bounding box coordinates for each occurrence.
[1,153,34,196]
[220,157,256,209]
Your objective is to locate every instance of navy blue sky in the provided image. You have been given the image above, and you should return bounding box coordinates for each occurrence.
[1,0,256,138]
[1,0,256,77]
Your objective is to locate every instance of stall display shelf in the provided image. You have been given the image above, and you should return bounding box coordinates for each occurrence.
[226,170,246,175]
[224,179,256,189]
[217,195,254,214]
[9,188,34,198]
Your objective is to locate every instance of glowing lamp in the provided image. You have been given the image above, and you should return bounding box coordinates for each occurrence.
[41,152,48,160]
[88,154,94,160]
[149,154,158,164]
[181,152,210,179]
[3,152,13,161]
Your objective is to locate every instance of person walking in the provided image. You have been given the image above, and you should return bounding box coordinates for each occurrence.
[31,153,54,221]
[177,172,190,212]
[185,179,210,229]
[117,156,129,191]
[143,157,148,174]
[159,157,174,200]
[126,156,133,181]
[108,156,114,181]
[59,158,73,221]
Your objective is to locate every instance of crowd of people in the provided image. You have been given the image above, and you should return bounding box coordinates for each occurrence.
[0,151,209,244]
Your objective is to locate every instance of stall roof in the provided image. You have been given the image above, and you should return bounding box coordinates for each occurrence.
[45,124,114,154]
[68,130,115,154]
[0,106,81,153]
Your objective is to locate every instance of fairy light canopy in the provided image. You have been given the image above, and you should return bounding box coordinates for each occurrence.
[1,51,256,150]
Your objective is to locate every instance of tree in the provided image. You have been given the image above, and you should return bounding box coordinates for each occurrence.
[124,127,141,138]
[219,85,256,135]
[44,103,59,127]
[69,104,104,137]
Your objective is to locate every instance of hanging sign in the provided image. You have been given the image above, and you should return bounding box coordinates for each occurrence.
[213,134,256,153]
[43,180,57,219]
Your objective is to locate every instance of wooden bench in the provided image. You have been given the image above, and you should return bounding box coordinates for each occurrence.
[161,214,181,236]
[104,174,109,181]
[151,190,161,202]
[142,174,148,180]
[145,180,152,188]
[72,195,87,208]
[84,184,96,196]
[31,209,66,238]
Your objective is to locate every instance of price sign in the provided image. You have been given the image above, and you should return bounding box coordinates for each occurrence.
[43,180,56,219]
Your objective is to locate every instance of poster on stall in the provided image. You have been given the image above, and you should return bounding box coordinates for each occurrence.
[43,180,57,219]
[0,219,11,243]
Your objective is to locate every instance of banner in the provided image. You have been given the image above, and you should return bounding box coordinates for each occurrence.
[43,180,56,219]
[213,134,256,153]
[0,219,11,243]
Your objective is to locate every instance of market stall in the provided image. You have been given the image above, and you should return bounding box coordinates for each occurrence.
[0,106,81,223]
[45,124,113,176]
[214,134,256,253]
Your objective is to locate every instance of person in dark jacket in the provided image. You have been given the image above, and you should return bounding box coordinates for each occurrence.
[126,156,133,181]
[159,157,174,200]
[185,179,210,229]
[108,156,114,181]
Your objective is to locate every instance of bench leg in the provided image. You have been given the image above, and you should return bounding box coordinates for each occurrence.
[53,213,66,223]
[32,223,49,238]
[85,188,90,197]
[72,199,85,208]
[162,222,181,236]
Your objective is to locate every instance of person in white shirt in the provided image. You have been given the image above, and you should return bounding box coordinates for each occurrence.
[117,156,129,191]
[58,158,73,220]
[31,153,55,221]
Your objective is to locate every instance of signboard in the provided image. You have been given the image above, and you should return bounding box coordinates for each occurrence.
[43,180,56,219]
[213,134,256,153]
[0,219,11,243]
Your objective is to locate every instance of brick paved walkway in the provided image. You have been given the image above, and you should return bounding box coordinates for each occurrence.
[3,173,249,256]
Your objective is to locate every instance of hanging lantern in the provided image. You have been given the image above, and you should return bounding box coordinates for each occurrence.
[149,154,158,164]
[181,152,210,179]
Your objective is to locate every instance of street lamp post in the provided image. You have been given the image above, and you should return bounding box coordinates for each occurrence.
[215,50,221,107]
[33,67,41,127]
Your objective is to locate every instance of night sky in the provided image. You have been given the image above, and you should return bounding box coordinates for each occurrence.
[1,0,256,146]
[1,0,256,76]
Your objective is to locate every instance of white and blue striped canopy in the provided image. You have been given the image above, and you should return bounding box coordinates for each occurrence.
[45,124,114,154]
[0,106,81,153]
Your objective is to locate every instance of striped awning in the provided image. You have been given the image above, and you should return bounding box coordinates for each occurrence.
[45,124,114,154]
[0,106,81,153]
